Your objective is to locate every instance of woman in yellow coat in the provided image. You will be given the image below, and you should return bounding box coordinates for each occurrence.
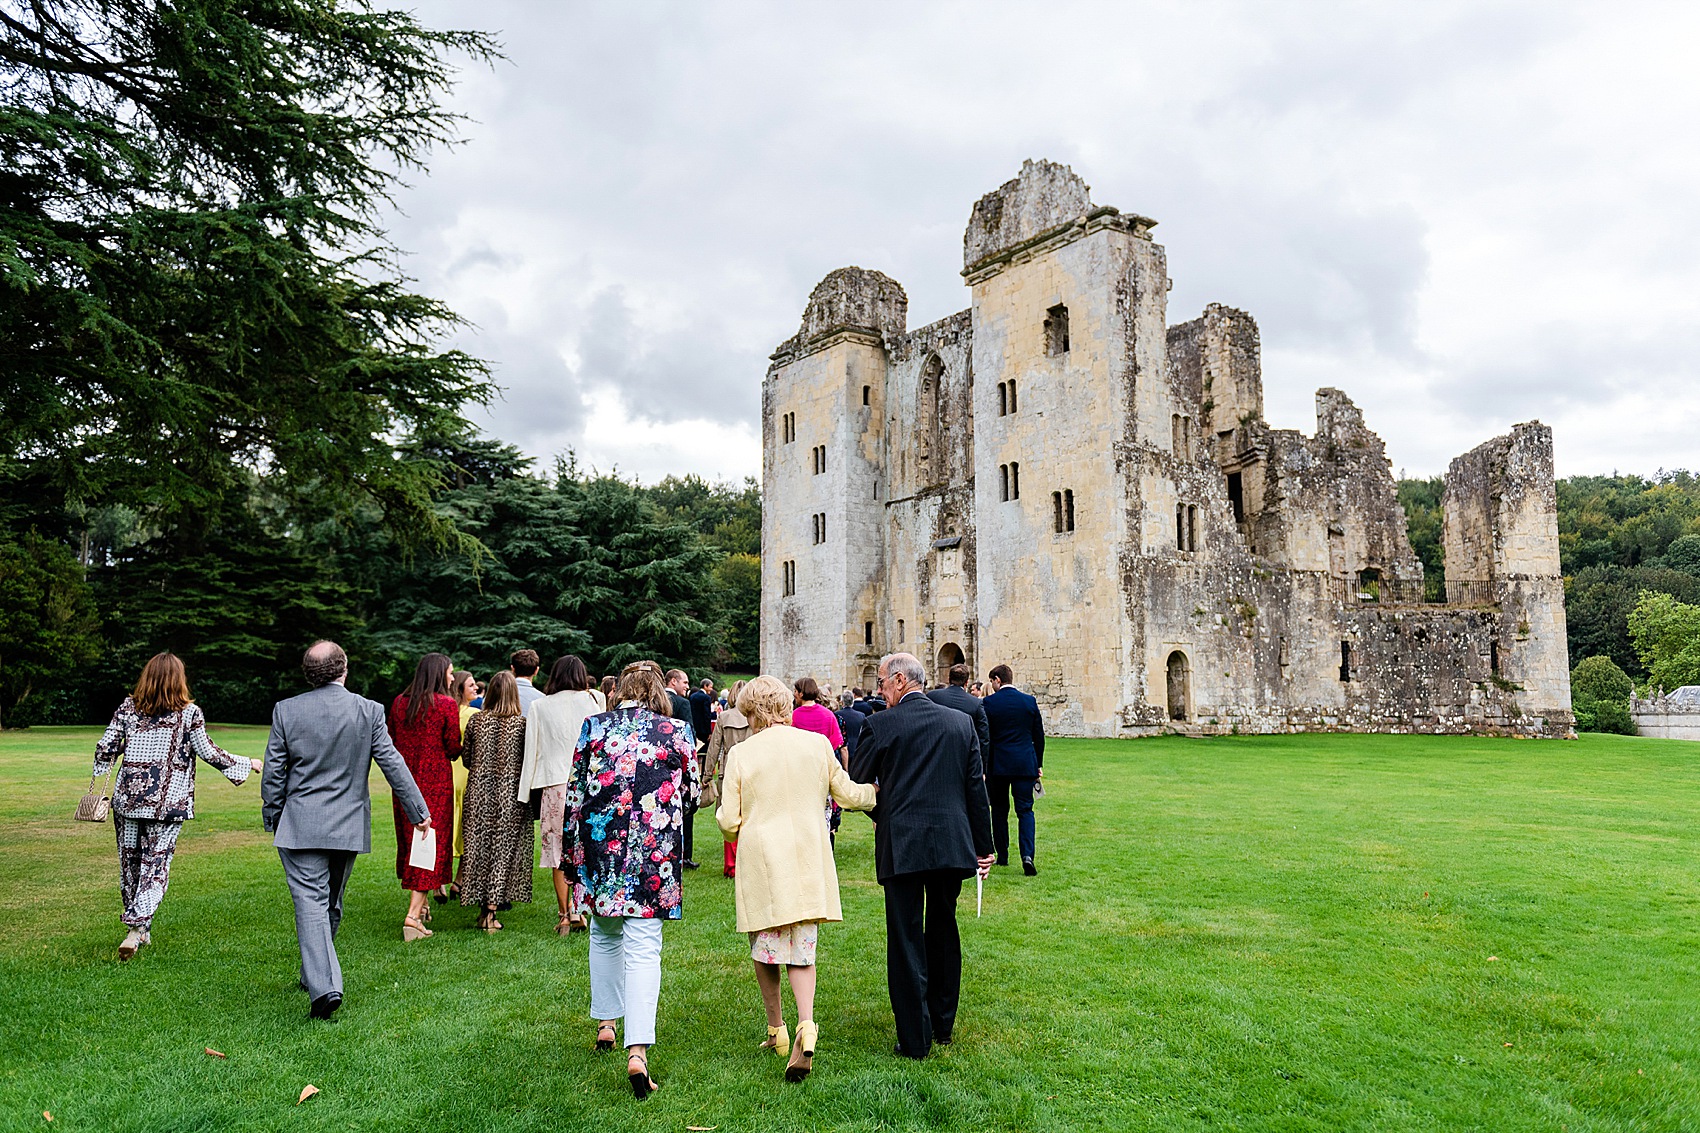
[715,675,876,1082]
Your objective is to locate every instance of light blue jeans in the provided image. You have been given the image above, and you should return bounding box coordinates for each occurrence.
[589,915,664,1046]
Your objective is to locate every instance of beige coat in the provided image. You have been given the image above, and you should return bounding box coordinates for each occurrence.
[699,707,752,811]
[716,723,877,933]
[517,689,605,799]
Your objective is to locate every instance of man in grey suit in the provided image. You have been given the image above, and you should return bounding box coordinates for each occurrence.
[262,640,430,1019]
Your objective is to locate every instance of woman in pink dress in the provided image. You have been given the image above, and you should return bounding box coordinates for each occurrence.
[791,678,848,843]
[388,652,463,940]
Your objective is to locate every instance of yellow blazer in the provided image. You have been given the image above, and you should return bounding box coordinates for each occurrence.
[716,723,876,933]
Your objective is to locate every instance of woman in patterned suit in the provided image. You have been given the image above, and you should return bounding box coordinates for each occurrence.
[563,661,699,1099]
[91,653,262,960]
[387,652,463,941]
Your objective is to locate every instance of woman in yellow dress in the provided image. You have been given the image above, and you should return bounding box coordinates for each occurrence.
[440,669,480,904]
[715,675,876,1081]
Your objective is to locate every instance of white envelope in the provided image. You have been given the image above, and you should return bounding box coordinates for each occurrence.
[408,826,437,870]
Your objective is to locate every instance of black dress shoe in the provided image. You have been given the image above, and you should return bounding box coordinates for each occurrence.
[1022,858,1037,876]
[682,860,700,870]
[309,992,342,1020]
[893,1044,927,1060]
[995,856,1008,867]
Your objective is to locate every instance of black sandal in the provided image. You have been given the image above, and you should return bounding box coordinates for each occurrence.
[628,1052,658,1099]
[595,1022,617,1051]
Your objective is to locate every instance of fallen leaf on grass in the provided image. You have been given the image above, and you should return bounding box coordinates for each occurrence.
[1486,956,1498,962]
[687,1127,718,1131]
[1504,1043,1514,1048]
[42,1113,51,1123]
[298,1085,319,1104]
[204,1047,226,1059]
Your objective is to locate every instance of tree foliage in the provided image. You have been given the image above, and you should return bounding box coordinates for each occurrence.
[1627,591,1700,693]
[0,0,497,539]
[1568,654,1634,735]
[0,531,102,726]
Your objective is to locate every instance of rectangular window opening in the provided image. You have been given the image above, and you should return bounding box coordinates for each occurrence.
[1009,379,1018,413]
[1065,488,1075,532]
[862,385,870,406]
[1187,505,1197,552]
[1339,641,1353,682]
[1227,471,1244,524]
[999,464,1009,502]
[1045,304,1070,355]
[1176,504,1186,550]
[1011,461,1020,500]
[865,621,874,646]
[998,382,1007,416]
[898,619,905,643]
[1052,491,1063,533]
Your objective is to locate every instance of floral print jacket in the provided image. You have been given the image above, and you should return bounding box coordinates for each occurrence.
[93,699,250,821]
[563,705,700,919]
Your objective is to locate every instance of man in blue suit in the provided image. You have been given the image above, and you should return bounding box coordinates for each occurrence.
[981,663,1045,875]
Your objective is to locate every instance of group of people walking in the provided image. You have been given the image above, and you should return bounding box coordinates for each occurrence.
[85,639,1047,1097]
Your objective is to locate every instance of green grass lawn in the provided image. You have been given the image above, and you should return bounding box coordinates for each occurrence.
[2,727,1697,1131]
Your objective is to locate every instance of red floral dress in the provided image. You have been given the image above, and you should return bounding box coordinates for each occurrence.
[389,692,463,891]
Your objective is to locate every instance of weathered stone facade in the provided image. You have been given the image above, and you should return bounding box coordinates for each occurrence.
[761,160,1574,738]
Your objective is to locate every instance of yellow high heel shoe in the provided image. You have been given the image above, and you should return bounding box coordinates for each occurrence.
[761,1022,790,1058]
[786,1020,817,1082]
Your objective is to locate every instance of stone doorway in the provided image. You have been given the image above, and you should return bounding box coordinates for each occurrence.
[1166,650,1191,721]
[936,642,965,685]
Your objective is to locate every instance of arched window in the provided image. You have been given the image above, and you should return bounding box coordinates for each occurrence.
[1166,651,1190,721]
[917,354,944,484]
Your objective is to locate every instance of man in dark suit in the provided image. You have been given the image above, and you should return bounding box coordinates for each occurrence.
[851,652,994,1059]
[263,640,431,1019]
[926,663,991,756]
[835,690,867,767]
[981,663,1045,875]
[689,678,715,748]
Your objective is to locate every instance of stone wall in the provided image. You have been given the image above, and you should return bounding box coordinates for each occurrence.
[760,160,1573,737]
[1632,687,1700,740]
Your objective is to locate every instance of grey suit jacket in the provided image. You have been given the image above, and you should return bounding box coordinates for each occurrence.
[261,683,429,853]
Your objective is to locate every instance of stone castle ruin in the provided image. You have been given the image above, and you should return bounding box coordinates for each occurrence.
[761,160,1572,738]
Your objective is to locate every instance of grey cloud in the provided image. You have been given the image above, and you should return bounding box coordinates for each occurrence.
[389,0,1700,481]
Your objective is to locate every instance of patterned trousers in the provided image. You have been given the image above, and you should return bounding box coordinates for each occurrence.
[115,816,182,931]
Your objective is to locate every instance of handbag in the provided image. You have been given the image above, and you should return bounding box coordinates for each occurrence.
[75,764,117,823]
[526,787,544,821]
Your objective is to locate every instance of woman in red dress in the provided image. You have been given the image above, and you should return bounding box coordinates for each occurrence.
[388,652,463,940]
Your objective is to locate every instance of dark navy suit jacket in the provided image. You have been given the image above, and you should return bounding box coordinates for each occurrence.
[982,686,1045,780]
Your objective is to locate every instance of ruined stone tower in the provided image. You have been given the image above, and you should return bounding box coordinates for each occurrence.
[761,160,1573,737]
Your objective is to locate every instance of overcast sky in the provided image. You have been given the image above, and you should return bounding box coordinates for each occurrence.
[393,1,1700,484]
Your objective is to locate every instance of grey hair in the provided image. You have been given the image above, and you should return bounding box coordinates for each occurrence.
[839,690,856,708]
[881,652,925,688]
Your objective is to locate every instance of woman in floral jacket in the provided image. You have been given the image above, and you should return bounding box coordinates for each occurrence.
[91,653,261,959]
[563,660,699,1100]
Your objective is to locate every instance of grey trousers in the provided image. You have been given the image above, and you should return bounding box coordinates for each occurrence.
[278,847,358,1001]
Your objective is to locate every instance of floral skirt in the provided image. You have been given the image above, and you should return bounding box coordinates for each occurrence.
[749,920,819,966]
[538,784,568,870]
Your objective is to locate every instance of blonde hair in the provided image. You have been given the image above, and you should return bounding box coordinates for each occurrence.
[481,671,522,717]
[737,675,794,731]
[616,662,671,713]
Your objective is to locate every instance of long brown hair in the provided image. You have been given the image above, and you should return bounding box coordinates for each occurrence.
[132,652,192,717]
[402,652,453,726]
[450,669,477,705]
[544,654,591,694]
[481,671,522,717]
